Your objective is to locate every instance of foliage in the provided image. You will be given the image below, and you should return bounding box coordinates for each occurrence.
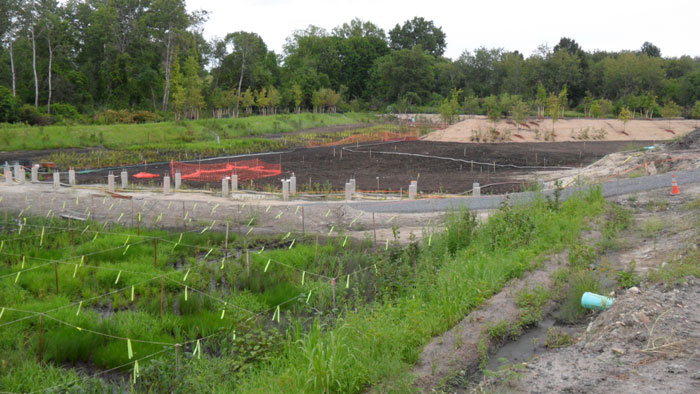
[545,327,574,349]
[616,260,641,289]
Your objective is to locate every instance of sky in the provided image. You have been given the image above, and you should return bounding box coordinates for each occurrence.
[187,0,700,59]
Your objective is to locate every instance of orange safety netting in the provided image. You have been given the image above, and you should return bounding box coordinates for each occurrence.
[133,172,160,179]
[305,131,420,148]
[170,159,282,182]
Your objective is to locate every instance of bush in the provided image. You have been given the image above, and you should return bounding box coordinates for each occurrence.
[132,110,160,124]
[0,86,19,123]
[50,103,82,121]
[17,104,54,126]
[557,271,606,323]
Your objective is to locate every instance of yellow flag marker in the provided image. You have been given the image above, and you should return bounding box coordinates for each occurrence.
[21,256,25,269]
[246,227,254,235]
[45,209,52,218]
[193,202,198,211]
[123,245,130,255]
[109,203,114,211]
[123,236,130,246]
[76,301,82,315]
[0,307,4,319]
[385,240,389,250]
[184,286,188,301]
[342,235,348,248]
[257,246,265,254]
[428,234,432,247]
[374,264,378,274]
[221,303,227,319]
[204,248,214,259]
[349,212,363,226]
[328,226,335,236]
[288,239,295,249]
[306,289,313,303]
[114,271,122,284]
[39,227,45,246]
[117,212,124,222]
[76,196,79,205]
[346,274,350,289]
[275,211,283,219]
[167,201,172,209]
[282,232,291,240]
[272,305,280,323]
[14,271,20,283]
[63,201,66,209]
[81,225,90,235]
[295,206,300,214]
[183,268,190,282]
[92,232,99,242]
[220,256,225,270]
[265,206,271,212]
[194,339,201,359]
[325,209,331,217]
[301,271,305,286]
[127,339,133,359]
[80,255,85,266]
[247,217,254,226]
[0,241,3,253]
[131,286,135,301]
[184,211,188,221]
[133,360,140,383]
[211,203,219,214]
[264,259,271,272]
[73,264,78,278]
[388,215,397,223]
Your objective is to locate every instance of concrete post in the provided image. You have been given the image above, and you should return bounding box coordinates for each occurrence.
[31,165,39,183]
[121,170,128,189]
[345,182,352,201]
[231,174,238,192]
[222,177,229,197]
[13,164,20,181]
[4,166,11,186]
[290,174,296,195]
[163,176,171,195]
[472,182,481,197]
[174,171,181,190]
[53,172,60,189]
[107,173,115,193]
[350,178,356,194]
[68,168,76,186]
[17,168,25,184]
[408,181,417,200]
[282,179,290,201]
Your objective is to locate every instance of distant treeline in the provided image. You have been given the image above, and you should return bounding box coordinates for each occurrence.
[1,0,699,124]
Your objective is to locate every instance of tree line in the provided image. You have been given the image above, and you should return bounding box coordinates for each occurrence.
[1,0,699,124]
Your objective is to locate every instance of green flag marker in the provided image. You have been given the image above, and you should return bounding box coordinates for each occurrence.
[204,248,214,259]
[221,257,225,270]
[306,289,312,303]
[45,209,52,218]
[246,227,254,235]
[221,304,226,319]
[257,246,264,254]
[211,204,219,214]
[385,239,389,250]
[73,264,78,278]
[428,234,432,246]
[328,226,334,236]
[80,256,85,266]
[131,286,135,301]
[63,201,66,209]
[115,271,122,284]
[388,215,397,223]
[247,217,254,226]
[133,360,140,384]
[40,226,45,246]
[0,308,4,319]
[14,272,20,283]
[265,206,270,212]
[76,301,82,316]
[183,269,190,282]
[195,339,201,359]
[0,241,4,253]
[295,206,300,214]
[374,264,378,274]
[123,245,130,255]
[301,271,305,286]
[275,211,283,219]
[185,286,188,301]
[264,259,271,272]
[282,232,291,240]
[123,236,130,246]
[21,256,25,269]
[346,274,350,289]
[92,232,99,242]
[325,209,330,217]
[288,239,295,249]
[342,235,348,248]
[81,225,89,234]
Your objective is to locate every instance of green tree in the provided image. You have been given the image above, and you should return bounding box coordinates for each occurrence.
[0,85,19,122]
[439,88,461,124]
[510,98,529,130]
[371,46,435,102]
[169,57,185,119]
[547,92,561,131]
[388,17,446,57]
[618,106,632,133]
[182,54,204,119]
[291,83,303,113]
[660,100,682,128]
[535,83,547,117]
[692,101,700,128]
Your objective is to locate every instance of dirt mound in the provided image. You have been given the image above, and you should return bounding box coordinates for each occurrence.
[424,117,698,144]
[512,281,700,393]
[666,128,700,150]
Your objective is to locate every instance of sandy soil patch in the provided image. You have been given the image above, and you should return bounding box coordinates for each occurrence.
[424,116,698,143]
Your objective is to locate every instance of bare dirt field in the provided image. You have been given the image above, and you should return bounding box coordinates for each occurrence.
[424,116,698,143]
[61,140,645,195]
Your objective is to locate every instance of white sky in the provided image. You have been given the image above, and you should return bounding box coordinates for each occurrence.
[188,0,699,59]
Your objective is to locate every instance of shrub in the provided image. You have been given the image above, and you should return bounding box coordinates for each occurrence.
[0,86,19,123]
[50,103,81,121]
[545,327,573,349]
[557,270,606,324]
[132,110,160,123]
[18,104,54,126]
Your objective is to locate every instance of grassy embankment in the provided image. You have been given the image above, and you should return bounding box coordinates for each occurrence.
[0,188,605,392]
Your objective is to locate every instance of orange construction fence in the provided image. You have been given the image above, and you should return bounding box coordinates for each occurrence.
[170,159,282,182]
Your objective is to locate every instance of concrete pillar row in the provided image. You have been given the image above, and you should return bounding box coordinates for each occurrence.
[472,182,481,197]
[174,171,182,190]
[69,168,76,186]
[282,179,290,201]
[53,172,60,189]
[163,176,171,195]
[107,173,115,193]
[31,165,39,183]
[231,174,238,192]
[121,170,128,189]
[222,177,229,197]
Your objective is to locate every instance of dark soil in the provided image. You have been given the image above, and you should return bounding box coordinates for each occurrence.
[55,140,650,194]
[666,127,700,150]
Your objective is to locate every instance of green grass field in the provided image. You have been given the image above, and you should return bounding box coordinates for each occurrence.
[0,188,604,392]
[0,112,376,152]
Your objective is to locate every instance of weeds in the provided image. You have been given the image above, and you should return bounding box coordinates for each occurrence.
[557,270,607,324]
[515,285,549,327]
[545,327,574,349]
